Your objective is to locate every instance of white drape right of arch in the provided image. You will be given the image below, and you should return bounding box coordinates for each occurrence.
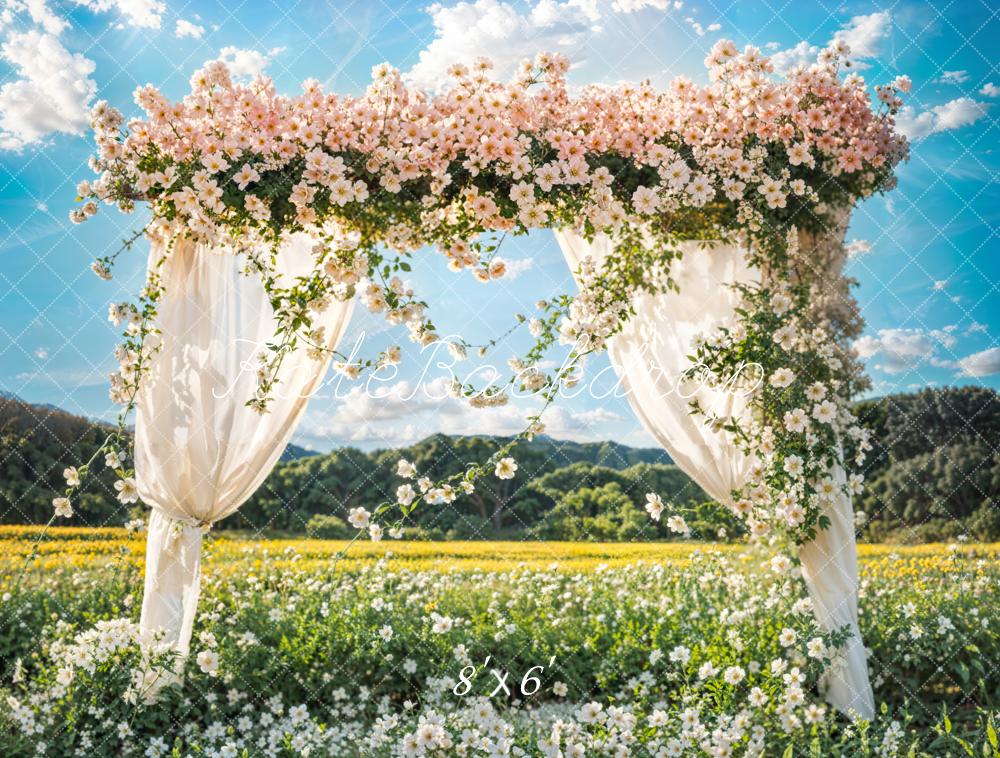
[554,229,874,720]
[135,232,354,655]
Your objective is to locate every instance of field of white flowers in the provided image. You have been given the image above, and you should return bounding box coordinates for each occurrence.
[1,533,998,757]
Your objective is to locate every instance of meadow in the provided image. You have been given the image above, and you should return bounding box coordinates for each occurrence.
[1,528,998,756]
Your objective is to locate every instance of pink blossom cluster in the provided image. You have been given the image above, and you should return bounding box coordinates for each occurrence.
[77,39,909,264]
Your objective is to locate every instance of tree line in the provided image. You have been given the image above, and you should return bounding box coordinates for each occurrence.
[2,386,997,542]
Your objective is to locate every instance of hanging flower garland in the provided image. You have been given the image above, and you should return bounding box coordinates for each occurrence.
[66,39,909,549]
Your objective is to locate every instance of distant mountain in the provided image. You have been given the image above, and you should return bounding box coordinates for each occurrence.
[280,443,319,461]
[370,433,670,471]
[0,391,65,414]
[3,388,998,542]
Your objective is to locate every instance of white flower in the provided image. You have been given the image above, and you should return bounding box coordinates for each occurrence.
[770,293,792,315]
[769,367,795,388]
[723,665,745,685]
[749,687,768,707]
[430,613,453,634]
[196,649,219,674]
[783,408,808,433]
[783,455,804,477]
[669,645,691,665]
[804,703,826,724]
[53,497,73,518]
[104,450,123,469]
[63,467,80,486]
[379,625,393,642]
[779,628,797,647]
[698,661,718,680]
[770,555,792,574]
[773,325,796,351]
[579,702,603,723]
[396,484,416,506]
[666,514,691,536]
[348,507,371,529]
[812,400,837,425]
[644,492,665,521]
[805,382,827,402]
[807,637,827,659]
[494,457,517,480]
[396,459,416,478]
[552,681,568,696]
[114,477,139,504]
[847,473,864,495]
[368,523,383,542]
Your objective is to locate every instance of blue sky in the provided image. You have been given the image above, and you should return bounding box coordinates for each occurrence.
[0,0,997,451]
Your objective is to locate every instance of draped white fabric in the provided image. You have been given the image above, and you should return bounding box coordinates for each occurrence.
[554,229,874,720]
[135,233,354,655]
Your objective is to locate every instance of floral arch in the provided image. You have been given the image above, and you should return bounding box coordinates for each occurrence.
[66,39,909,719]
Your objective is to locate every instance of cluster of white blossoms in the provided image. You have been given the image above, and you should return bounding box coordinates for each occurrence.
[558,256,632,354]
[51,443,134,524]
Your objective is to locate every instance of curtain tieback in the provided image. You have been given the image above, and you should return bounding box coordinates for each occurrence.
[147,509,213,592]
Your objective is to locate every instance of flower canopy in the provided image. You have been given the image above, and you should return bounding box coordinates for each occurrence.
[70,38,909,546]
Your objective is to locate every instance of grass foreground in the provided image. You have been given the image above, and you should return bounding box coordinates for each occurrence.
[1,527,999,756]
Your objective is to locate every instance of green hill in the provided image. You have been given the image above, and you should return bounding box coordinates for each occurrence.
[2,387,998,542]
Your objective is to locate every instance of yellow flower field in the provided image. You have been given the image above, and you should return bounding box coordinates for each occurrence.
[2,525,997,574]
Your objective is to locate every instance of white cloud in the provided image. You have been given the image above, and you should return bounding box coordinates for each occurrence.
[175,19,204,39]
[856,327,972,376]
[501,257,534,279]
[930,329,956,349]
[298,376,626,448]
[72,0,165,29]
[772,12,891,75]
[980,82,1000,97]
[934,97,989,130]
[406,0,592,90]
[831,11,891,59]
[23,0,68,35]
[854,328,936,374]
[770,41,819,74]
[612,0,670,11]
[406,0,709,90]
[936,70,968,84]
[896,97,989,140]
[213,46,285,79]
[844,239,871,258]
[957,347,1000,377]
[0,30,96,149]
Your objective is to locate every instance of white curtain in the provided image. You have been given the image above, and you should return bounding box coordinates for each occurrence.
[135,233,353,655]
[554,229,874,720]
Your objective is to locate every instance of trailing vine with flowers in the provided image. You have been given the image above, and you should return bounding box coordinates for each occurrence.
[64,39,909,551]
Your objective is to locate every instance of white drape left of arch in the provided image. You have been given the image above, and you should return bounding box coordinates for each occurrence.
[135,233,354,655]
